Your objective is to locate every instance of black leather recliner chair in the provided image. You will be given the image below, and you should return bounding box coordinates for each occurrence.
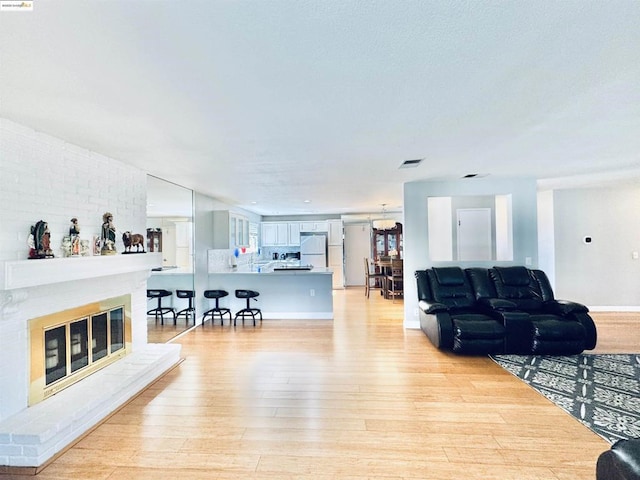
[416,267,506,354]
[597,439,640,480]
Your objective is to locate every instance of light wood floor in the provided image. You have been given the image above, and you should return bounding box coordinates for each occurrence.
[19,291,640,479]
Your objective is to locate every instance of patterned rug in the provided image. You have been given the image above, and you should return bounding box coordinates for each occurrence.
[490,354,640,444]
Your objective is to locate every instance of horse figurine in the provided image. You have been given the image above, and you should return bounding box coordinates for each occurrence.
[122,231,146,253]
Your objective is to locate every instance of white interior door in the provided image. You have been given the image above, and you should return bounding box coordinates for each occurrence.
[343,223,371,286]
[457,208,492,261]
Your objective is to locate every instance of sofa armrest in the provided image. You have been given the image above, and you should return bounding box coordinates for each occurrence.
[418,300,449,314]
[544,300,589,315]
[477,297,517,311]
[418,301,454,350]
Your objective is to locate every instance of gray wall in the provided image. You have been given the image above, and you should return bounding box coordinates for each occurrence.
[403,177,539,327]
[552,185,640,307]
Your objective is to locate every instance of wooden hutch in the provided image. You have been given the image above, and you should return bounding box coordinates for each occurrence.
[372,222,403,260]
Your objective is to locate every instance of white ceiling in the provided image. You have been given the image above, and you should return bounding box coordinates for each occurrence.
[1,1,639,216]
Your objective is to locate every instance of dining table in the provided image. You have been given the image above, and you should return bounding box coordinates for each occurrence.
[374,258,394,298]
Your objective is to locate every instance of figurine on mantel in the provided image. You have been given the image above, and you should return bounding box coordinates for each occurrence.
[61,217,83,257]
[100,212,117,255]
[28,220,54,259]
[122,231,145,253]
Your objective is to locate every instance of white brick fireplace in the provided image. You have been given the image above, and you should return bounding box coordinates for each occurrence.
[0,253,181,472]
[0,119,182,473]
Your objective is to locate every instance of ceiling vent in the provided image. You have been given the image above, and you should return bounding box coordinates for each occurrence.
[399,159,423,169]
[462,173,489,179]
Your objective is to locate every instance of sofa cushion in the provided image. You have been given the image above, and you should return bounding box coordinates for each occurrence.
[531,317,586,340]
[433,267,466,286]
[489,267,544,311]
[493,266,531,286]
[452,317,505,339]
[427,268,476,309]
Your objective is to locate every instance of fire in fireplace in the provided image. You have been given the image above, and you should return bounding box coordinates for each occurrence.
[29,295,132,405]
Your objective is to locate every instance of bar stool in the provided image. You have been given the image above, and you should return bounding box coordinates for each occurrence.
[146,289,176,325]
[234,289,262,326]
[203,290,232,325]
[175,289,195,324]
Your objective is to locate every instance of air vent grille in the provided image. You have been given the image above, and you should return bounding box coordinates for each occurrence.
[399,159,423,169]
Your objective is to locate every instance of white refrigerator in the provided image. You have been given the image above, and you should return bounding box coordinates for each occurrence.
[300,233,327,269]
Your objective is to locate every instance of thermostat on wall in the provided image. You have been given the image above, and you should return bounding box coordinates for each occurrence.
[583,236,592,244]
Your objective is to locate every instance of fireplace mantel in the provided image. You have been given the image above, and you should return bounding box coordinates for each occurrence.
[0,253,162,291]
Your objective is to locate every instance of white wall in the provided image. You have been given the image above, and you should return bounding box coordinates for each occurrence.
[552,185,640,308]
[537,190,556,286]
[0,119,147,261]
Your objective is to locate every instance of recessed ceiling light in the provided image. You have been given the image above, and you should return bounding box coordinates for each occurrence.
[251,201,257,204]
[399,158,423,169]
[304,200,311,203]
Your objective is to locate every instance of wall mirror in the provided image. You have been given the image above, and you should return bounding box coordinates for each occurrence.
[428,194,513,261]
[146,175,195,343]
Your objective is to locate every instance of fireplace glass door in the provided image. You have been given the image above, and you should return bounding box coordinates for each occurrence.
[30,295,132,405]
[92,313,108,362]
[70,318,89,373]
[45,326,67,385]
[110,307,124,353]
[42,305,128,388]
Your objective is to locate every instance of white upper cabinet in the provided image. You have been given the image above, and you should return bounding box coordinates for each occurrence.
[288,222,301,246]
[261,222,290,246]
[213,211,249,249]
[300,221,328,233]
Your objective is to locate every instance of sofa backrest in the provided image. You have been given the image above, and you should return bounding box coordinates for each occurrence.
[426,267,476,309]
[465,267,497,300]
[531,269,556,302]
[416,266,558,311]
[489,266,544,311]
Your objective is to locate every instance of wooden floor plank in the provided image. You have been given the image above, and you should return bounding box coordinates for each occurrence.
[26,288,634,480]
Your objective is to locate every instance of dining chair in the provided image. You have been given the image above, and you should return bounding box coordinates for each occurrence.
[386,258,404,303]
[364,257,385,298]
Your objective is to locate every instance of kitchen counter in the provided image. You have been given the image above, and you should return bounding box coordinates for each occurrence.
[150,266,193,275]
[213,260,332,274]
[208,263,333,320]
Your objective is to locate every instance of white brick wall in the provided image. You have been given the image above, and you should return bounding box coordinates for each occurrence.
[0,118,147,262]
[0,119,180,468]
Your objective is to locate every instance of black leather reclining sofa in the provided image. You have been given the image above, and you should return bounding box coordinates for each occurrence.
[415,265,597,355]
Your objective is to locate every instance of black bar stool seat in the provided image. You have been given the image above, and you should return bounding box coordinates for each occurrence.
[234,289,262,326]
[175,289,195,324]
[147,289,176,325]
[203,290,232,325]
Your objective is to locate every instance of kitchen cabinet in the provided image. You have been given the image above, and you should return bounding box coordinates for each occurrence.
[261,222,289,246]
[213,211,249,249]
[328,244,344,289]
[300,221,328,233]
[288,222,301,246]
[328,220,342,245]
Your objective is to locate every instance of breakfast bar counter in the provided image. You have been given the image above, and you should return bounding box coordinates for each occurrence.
[207,263,333,320]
